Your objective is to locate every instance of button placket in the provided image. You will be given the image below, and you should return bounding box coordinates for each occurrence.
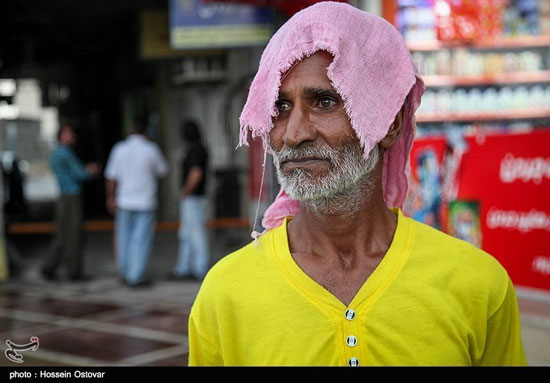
[343,308,360,366]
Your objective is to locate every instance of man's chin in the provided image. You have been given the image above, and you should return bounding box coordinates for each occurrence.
[280,181,335,202]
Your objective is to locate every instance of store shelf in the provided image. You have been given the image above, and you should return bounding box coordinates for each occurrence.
[416,108,550,123]
[422,71,550,87]
[408,35,550,52]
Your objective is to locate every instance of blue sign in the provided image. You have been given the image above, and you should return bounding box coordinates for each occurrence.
[169,0,274,49]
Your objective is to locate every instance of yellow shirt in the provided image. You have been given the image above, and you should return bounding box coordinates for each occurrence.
[188,210,527,366]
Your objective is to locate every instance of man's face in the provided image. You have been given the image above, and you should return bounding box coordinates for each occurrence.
[60,126,76,147]
[269,51,379,202]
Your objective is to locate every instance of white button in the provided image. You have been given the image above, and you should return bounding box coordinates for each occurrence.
[346,335,358,347]
[348,357,360,367]
[345,309,355,321]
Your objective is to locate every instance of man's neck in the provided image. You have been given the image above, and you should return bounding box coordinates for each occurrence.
[286,187,397,306]
[288,189,397,263]
[288,158,397,258]
[283,161,399,305]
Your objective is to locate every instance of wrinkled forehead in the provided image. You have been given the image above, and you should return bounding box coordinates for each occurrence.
[277,51,339,101]
[280,50,334,83]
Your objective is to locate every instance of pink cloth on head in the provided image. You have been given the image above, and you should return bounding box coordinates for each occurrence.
[238,1,425,230]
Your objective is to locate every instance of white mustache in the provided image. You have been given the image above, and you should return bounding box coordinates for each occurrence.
[272,142,380,216]
[274,145,338,166]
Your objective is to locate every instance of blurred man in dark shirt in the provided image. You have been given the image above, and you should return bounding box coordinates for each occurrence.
[171,120,209,280]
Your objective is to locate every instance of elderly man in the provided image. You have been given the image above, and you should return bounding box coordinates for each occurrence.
[188,2,526,366]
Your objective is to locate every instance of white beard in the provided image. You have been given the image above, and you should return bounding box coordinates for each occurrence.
[274,143,380,217]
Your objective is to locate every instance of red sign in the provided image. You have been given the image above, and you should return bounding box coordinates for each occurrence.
[407,129,550,292]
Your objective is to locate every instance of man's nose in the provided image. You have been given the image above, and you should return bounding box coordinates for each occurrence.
[281,105,316,148]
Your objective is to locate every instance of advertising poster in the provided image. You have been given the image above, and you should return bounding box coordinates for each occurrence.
[406,129,550,292]
[448,200,482,248]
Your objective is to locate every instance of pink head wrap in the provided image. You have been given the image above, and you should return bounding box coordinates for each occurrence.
[238,1,425,230]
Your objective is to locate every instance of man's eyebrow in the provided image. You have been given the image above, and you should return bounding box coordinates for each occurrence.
[303,87,340,98]
[277,88,341,100]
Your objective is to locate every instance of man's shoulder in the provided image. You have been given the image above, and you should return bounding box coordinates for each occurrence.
[114,137,159,153]
[198,231,278,295]
[135,138,163,156]
[50,145,72,161]
[407,215,509,285]
[50,146,62,157]
[109,140,127,153]
[209,237,271,277]
[54,145,71,154]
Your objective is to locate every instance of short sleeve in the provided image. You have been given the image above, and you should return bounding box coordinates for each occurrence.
[187,146,207,169]
[477,277,527,366]
[104,145,120,181]
[154,146,169,177]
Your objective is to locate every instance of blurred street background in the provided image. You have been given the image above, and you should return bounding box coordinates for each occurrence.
[1,0,549,366]
[0,230,247,366]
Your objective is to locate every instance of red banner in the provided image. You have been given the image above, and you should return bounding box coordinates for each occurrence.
[407,129,550,292]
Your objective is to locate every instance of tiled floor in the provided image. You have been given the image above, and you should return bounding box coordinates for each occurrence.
[516,289,550,366]
[1,230,550,366]
[0,277,200,366]
[0,230,221,367]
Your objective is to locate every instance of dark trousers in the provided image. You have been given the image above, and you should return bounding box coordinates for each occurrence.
[42,194,84,279]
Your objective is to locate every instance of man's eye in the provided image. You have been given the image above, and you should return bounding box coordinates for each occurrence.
[276,101,291,112]
[317,98,336,109]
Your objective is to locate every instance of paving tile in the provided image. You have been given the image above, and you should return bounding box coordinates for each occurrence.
[522,326,550,365]
[35,328,175,363]
[0,321,59,338]
[519,298,550,319]
[0,289,21,298]
[0,292,40,307]
[0,317,45,333]
[100,307,189,334]
[5,297,121,318]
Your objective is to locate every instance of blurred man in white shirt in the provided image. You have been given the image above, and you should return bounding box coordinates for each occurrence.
[105,117,169,287]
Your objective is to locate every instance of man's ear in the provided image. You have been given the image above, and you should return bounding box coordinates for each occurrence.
[379,101,406,150]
